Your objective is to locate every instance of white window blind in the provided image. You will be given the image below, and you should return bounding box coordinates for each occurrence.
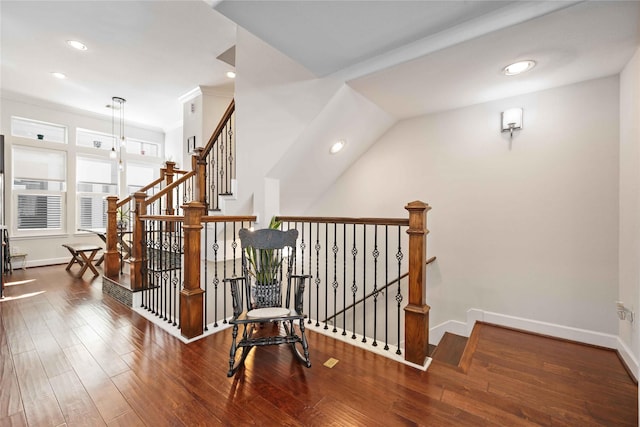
[77,156,117,229]
[12,146,66,234]
[126,162,156,194]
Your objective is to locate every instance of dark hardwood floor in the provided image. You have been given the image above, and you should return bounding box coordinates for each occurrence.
[0,265,637,426]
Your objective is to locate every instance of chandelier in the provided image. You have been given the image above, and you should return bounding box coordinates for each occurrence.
[110,96,126,169]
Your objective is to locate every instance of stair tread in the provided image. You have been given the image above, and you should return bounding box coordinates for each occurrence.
[431,332,468,366]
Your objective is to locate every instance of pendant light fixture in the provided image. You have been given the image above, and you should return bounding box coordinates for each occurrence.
[110,96,126,167]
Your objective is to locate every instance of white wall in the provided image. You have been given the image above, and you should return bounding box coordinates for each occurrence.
[234,27,343,223]
[181,88,233,168]
[164,124,184,169]
[619,47,640,366]
[0,92,164,266]
[233,27,396,223]
[309,77,620,335]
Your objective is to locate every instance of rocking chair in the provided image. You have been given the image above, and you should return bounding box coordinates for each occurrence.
[225,228,312,377]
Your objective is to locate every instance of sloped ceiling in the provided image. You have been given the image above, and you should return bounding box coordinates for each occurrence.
[2,1,639,130]
[215,0,640,119]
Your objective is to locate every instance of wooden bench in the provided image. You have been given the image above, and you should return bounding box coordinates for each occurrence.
[9,246,27,272]
[62,243,102,278]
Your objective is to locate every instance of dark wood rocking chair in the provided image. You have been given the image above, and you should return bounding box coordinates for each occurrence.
[225,228,312,377]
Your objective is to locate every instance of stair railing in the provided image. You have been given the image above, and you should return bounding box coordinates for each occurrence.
[198,99,235,212]
[276,201,432,365]
[323,256,436,323]
[104,161,194,280]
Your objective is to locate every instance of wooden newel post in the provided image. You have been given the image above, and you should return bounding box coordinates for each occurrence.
[129,192,147,291]
[404,200,431,365]
[164,161,176,216]
[104,196,120,278]
[180,201,206,339]
[193,147,206,205]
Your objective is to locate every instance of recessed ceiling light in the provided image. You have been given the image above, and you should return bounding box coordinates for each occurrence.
[330,140,346,154]
[51,72,67,79]
[503,60,536,76]
[66,40,87,51]
[226,71,236,79]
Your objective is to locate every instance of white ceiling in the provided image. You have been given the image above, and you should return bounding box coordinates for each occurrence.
[214,0,520,77]
[1,0,237,131]
[1,1,639,131]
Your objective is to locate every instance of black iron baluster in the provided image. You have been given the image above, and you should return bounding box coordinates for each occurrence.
[314,222,320,327]
[372,225,379,347]
[384,225,389,351]
[219,139,225,199]
[351,224,357,340]
[331,223,338,333]
[152,227,158,315]
[203,221,208,331]
[207,155,218,210]
[174,226,184,329]
[173,222,181,327]
[324,222,329,330]
[222,222,228,323]
[300,222,306,275]
[361,224,366,343]
[227,124,234,194]
[163,230,170,321]
[396,226,403,355]
[141,222,148,309]
[342,223,347,336]
[213,222,220,327]
[231,222,237,278]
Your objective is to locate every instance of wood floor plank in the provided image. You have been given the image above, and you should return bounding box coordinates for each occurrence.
[21,396,65,427]
[12,350,56,404]
[31,331,73,379]
[0,328,23,419]
[49,370,105,426]
[62,344,132,423]
[1,266,637,426]
[104,410,145,427]
[0,410,28,427]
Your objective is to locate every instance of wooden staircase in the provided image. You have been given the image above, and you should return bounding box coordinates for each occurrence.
[429,326,482,372]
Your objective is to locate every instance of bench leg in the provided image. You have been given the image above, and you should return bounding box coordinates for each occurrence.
[65,248,79,271]
[77,250,100,277]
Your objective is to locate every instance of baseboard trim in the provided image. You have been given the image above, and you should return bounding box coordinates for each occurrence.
[24,258,67,268]
[616,336,639,382]
[429,308,638,381]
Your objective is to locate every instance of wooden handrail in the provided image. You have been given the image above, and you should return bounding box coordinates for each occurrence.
[137,214,257,223]
[138,176,165,194]
[275,216,409,227]
[201,99,235,159]
[116,196,131,209]
[202,215,257,223]
[323,256,436,323]
[144,170,196,207]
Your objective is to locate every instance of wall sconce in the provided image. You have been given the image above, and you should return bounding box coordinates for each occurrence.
[501,107,523,138]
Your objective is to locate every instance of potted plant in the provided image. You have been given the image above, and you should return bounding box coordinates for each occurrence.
[116,207,129,230]
[245,217,283,284]
[245,217,285,308]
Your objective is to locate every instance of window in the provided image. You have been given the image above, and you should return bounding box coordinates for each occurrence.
[11,117,67,144]
[77,156,117,229]
[126,138,160,157]
[76,128,114,152]
[126,162,157,194]
[12,146,66,234]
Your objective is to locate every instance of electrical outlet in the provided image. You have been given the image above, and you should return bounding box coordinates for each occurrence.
[616,301,634,323]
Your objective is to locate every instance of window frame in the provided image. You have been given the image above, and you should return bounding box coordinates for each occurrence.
[11,145,67,237]
[76,155,118,230]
